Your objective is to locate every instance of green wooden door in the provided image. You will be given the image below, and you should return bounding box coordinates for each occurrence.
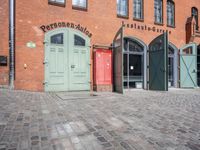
[68,31,90,91]
[44,29,90,92]
[149,33,168,91]
[44,30,68,91]
[180,43,197,88]
[113,26,124,93]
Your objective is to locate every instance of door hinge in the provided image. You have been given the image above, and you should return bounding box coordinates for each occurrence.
[43,81,48,85]
[43,41,49,45]
[43,61,48,64]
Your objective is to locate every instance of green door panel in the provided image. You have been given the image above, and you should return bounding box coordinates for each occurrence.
[180,43,197,88]
[149,32,168,91]
[44,29,90,92]
[69,31,90,91]
[44,30,68,92]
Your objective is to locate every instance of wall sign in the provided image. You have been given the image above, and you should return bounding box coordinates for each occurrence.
[26,41,36,48]
[123,22,172,34]
[0,56,8,66]
[40,22,92,38]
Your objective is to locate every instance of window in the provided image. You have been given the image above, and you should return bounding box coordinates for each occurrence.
[48,0,66,6]
[74,35,85,46]
[167,0,175,27]
[183,47,193,54]
[133,0,143,20]
[154,0,163,24]
[192,7,199,30]
[51,33,64,44]
[72,0,87,9]
[117,0,128,17]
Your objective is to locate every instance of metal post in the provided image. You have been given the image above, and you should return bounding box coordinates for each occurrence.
[9,0,15,89]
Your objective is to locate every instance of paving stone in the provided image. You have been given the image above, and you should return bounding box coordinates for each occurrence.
[101,142,112,148]
[97,137,107,143]
[0,89,200,150]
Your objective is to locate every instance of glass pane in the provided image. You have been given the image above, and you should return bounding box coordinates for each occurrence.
[154,0,163,23]
[129,40,143,52]
[129,54,142,76]
[124,39,128,51]
[51,33,63,44]
[117,0,128,16]
[168,46,174,55]
[182,47,193,54]
[167,1,175,26]
[123,54,128,76]
[192,7,199,30]
[133,0,143,19]
[73,0,87,8]
[74,35,86,46]
[49,0,65,4]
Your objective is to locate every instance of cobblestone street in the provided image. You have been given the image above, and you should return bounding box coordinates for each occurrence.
[0,89,200,150]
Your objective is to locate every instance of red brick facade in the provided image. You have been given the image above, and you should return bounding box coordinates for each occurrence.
[0,0,200,91]
[0,1,9,86]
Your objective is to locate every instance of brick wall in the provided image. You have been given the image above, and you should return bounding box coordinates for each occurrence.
[1,0,200,91]
[0,0,9,86]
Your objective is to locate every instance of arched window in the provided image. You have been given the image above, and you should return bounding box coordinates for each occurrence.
[192,7,199,30]
[51,33,64,44]
[133,0,144,20]
[154,0,163,24]
[167,0,175,27]
[74,34,86,46]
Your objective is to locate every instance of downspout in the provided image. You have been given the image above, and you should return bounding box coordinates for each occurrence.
[9,0,15,89]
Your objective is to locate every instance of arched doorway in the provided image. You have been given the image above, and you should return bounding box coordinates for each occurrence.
[44,28,90,92]
[168,43,178,88]
[123,37,147,89]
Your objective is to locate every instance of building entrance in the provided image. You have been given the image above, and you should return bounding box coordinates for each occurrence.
[123,38,144,89]
[44,28,90,92]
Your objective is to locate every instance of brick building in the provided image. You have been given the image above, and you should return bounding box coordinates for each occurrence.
[0,0,200,92]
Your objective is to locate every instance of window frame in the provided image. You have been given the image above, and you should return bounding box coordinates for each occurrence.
[167,0,175,28]
[48,0,66,7]
[72,0,88,11]
[133,0,144,22]
[117,0,129,19]
[154,0,164,25]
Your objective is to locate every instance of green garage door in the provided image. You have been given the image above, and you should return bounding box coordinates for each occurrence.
[44,29,90,92]
[180,43,197,88]
[149,33,168,91]
[113,26,124,94]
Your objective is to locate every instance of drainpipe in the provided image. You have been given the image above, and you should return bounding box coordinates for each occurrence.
[9,0,15,89]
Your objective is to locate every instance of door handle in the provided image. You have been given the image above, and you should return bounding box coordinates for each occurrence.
[192,69,197,73]
[71,65,75,68]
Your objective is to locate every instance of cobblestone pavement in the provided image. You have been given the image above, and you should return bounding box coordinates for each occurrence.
[0,89,200,150]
